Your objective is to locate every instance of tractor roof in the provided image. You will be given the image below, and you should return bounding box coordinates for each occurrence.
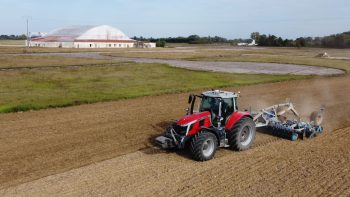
[201,90,238,99]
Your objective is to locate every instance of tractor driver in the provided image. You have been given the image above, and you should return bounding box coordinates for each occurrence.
[209,97,220,124]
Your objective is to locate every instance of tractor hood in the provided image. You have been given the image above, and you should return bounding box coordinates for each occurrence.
[177,111,211,126]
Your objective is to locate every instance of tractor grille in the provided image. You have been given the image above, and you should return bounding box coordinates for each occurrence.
[173,124,188,135]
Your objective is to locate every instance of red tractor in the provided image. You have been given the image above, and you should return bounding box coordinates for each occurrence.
[155,90,256,161]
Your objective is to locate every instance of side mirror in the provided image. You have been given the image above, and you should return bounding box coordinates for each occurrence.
[185,108,189,115]
[188,95,193,104]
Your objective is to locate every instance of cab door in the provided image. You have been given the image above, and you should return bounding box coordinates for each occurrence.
[222,98,235,125]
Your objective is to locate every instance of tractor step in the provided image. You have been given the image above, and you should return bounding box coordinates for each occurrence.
[219,139,230,147]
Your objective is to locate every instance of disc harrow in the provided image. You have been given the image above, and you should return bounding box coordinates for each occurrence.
[252,103,324,141]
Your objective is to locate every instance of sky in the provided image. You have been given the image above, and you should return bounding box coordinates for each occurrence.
[0,0,349,39]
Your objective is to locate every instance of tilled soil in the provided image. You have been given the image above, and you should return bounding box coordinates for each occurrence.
[0,76,349,195]
[1,127,349,197]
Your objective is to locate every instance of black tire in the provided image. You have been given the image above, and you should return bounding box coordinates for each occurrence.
[190,131,218,161]
[228,117,256,151]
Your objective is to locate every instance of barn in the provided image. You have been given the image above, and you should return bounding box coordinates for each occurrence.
[29,25,155,48]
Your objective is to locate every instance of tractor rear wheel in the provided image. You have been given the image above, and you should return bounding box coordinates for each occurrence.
[190,131,218,161]
[228,117,256,151]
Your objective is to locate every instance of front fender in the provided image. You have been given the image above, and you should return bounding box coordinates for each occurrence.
[225,111,252,130]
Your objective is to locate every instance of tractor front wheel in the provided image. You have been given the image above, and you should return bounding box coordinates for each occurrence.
[228,117,256,151]
[190,131,218,161]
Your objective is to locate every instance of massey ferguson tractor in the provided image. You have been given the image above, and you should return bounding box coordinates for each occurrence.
[156,90,255,161]
[155,90,324,161]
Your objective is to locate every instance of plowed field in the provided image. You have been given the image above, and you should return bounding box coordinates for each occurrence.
[0,76,349,196]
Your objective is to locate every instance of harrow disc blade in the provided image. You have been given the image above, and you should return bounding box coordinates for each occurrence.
[268,122,299,141]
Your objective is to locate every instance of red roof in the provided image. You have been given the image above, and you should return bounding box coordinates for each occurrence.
[31,36,75,42]
[31,37,135,43]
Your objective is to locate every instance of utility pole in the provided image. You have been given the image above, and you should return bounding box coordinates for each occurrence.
[23,16,31,48]
[26,18,29,48]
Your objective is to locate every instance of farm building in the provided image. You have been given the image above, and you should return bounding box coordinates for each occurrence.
[29,25,156,48]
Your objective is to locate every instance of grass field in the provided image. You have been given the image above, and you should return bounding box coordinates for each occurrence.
[0,62,308,113]
[0,55,112,68]
[1,45,348,113]
[0,40,25,46]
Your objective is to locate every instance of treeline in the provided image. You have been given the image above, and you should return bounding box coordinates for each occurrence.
[0,34,27,40]
[132,35,250,47]
[132,35,232,44]
[2,31,349,48]
[133,31,350,48]
[132,35,241,47]
[252,32,350,48]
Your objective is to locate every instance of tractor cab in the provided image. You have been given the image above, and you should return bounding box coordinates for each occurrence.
[188,90,239,128]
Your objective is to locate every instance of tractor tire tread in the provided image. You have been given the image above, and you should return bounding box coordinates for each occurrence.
[190,131,217,161]
[228,116,256,151]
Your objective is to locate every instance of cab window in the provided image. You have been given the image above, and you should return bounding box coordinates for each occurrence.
[199,97,220,115]
[222,98,235,117]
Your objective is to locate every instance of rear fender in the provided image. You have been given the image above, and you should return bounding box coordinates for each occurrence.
[225,111,252,130]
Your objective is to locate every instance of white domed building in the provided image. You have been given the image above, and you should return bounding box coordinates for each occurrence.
[29,25,155,48]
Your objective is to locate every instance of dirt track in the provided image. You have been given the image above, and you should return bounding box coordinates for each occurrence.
[0,76,350,195]
[22,52,345,75]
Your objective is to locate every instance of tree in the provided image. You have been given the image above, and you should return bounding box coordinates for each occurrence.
[250,32,260,42]
[267,35,277,46]
[156,40,166,47]
[296,37,306,47]
[277,37,283,46]
[257,34,267,46]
